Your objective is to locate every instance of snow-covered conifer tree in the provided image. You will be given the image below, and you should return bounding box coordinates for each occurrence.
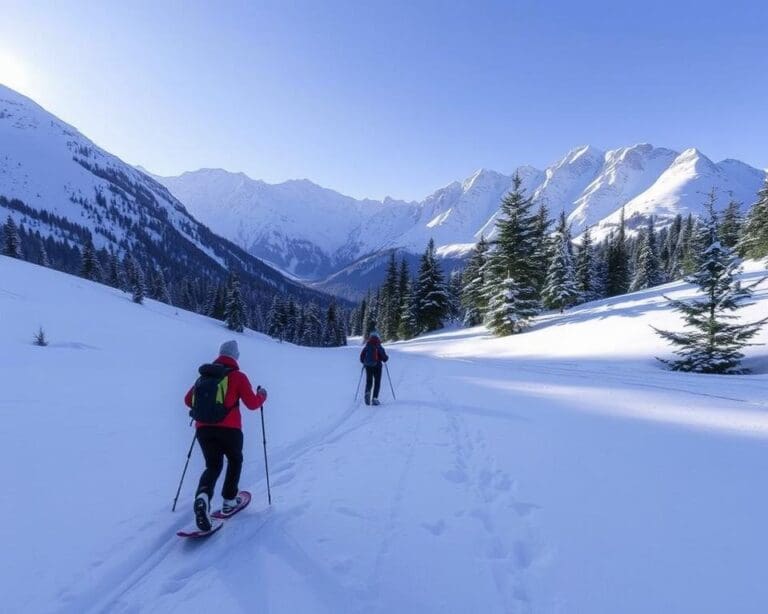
[482,175,540,332]
[605,208,630,296]
[575,225,600,302]
[542,212,579,311]
[3,215,22,258]
[654,195,767,373]
[80,238,102,281]
[224,272,248,332]
[739,178,768,260]
[132,261,146,304]
[629,216,663,291]
[415,238,449,333]
[460,235,489,326]
[719,200,742,249]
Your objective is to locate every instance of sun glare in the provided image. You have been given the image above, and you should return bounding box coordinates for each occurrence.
[0,52,32,94]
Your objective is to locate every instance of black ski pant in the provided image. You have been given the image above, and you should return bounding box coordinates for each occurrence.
[195,426,243,501]
[365,364,383,399]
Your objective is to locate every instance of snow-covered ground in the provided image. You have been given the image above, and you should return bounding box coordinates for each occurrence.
[2,255,767,613]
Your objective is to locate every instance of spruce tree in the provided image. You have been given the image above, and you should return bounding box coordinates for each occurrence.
[719,200,742,249]
[629,216,662,291]
[3,215,22,258]
[663,214,683,278]
[542,212,579,311]
[301,303,323,346]
[322,301,343,347]
[394,258,410,335]
[38,243,50,267]
[224,272,248,332]
[483,174,541,332]
[107,251,122,288]
[531,203,552,293]
[292,304,304,344]
[202,283,219,317]
[415,238,449,333]
[122,252,138,292]
[267,296,283,339]
[460,235,489,326]
[132,261,146,304]
[575,225,600,302]
[447,270,463,322]
[739,178,768,260]
[605,208,630,296]
[678,214,701,275]
[152,266,172,304]
[361,291,378,337]
[380,252,400,340]
[654,197,767,374]
[356,295,368,338]
[284,299,298,342]
[348,305,361,337]
[80,238,102,282]
[397,279,419,340]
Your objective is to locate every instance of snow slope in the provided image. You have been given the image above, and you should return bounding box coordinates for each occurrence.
[156,145,766,283]
[0,84,322,303]
[2,255,768,613]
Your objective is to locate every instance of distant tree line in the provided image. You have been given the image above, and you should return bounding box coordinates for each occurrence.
[357,175,768,346]
[2,190,349,348]
[347,243,462,341]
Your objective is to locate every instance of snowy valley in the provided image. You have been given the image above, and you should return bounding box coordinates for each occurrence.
[3,254,768,613]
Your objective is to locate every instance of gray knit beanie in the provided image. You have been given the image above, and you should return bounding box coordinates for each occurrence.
[219,339,240,360]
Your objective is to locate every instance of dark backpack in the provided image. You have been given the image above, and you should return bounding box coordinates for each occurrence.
[362,342,380,367]
[190,363,234,423]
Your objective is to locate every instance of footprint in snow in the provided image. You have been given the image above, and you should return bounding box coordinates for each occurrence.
[271,471,295,487]
[442,468,468,483]
[335,506,366,519]
[421,519,446,536]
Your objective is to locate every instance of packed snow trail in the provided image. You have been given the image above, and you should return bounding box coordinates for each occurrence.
[3,256,768,613]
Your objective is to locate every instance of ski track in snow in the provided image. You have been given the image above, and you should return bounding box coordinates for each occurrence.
[63,348,549,614]
[69,395,376,614]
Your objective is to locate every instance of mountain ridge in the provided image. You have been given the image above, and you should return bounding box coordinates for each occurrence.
[154,144,766,284]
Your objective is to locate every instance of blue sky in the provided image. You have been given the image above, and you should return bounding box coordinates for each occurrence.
[1,0,766,200]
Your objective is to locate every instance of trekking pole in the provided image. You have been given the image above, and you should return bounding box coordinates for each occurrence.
[172,430,197,512]
[385,362,396,400]
[260,405,272,505]
[353,366,364,401]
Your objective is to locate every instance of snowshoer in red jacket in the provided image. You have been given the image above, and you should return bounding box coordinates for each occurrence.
[184,340,267,531]
[360,330,388,406]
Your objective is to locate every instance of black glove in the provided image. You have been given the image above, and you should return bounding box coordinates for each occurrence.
[257,385,268,399]
[383,356,389,363]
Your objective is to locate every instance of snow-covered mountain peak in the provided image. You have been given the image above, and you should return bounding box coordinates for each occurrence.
[564,144,604,164]
[567,144,680,232]
[673,147,713,168]
[532,144,605,215]
[461,168,508,192]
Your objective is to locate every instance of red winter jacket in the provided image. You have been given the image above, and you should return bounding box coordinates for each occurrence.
[184,355,266,430]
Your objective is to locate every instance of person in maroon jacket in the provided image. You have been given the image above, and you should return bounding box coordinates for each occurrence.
[184,340,267,531]
[360,330,388,406]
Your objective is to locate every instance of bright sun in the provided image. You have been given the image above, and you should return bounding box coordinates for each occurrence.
[0,52,32,93]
